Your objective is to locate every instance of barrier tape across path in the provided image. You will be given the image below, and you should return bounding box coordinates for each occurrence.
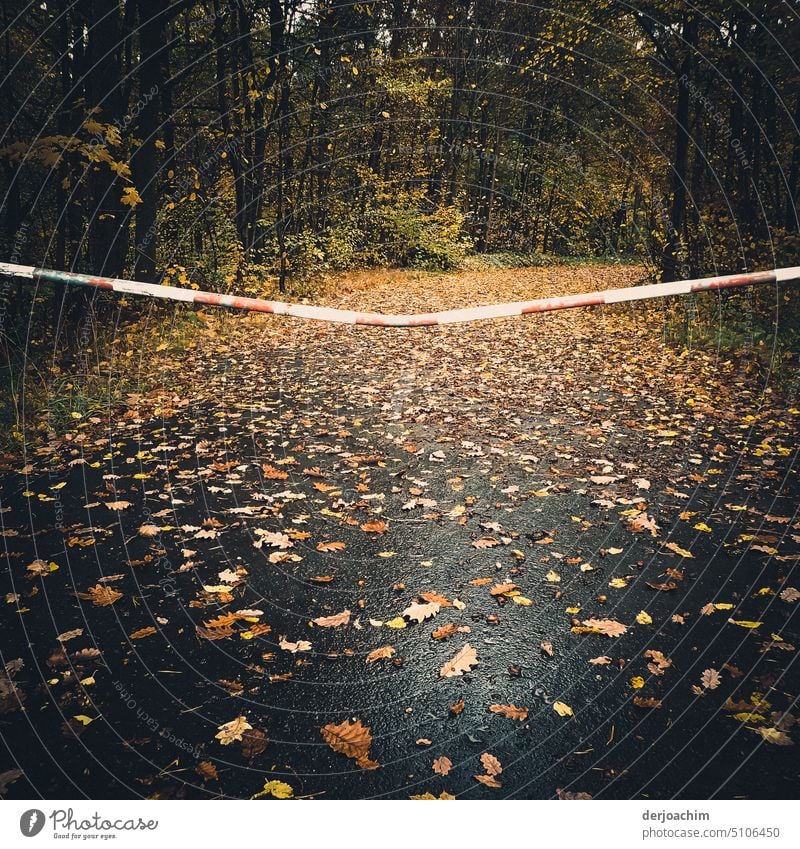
[1,261,799,327]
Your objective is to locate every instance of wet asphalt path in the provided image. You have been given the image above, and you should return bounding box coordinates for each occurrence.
[1,268,799,799]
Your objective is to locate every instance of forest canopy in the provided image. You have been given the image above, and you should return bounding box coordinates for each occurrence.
[0,1,798,300]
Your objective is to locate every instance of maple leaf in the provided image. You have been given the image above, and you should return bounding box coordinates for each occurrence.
[79,585,123,607]
[365,645,395,663]
[433,756,452,776]
[581,617,627,637]
[215,716,253,745]
[440,643,478,678]
[480,752,502,775]
[402,600,440,622]
[489,703,528,721]
[313,609,351,627]
[321,718,376,767]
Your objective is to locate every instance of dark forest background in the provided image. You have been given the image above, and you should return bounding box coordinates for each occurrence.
[0,1,799,433]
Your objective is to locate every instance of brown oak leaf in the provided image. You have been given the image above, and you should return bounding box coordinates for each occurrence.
[439,643,478,678]
[489,703,528,721]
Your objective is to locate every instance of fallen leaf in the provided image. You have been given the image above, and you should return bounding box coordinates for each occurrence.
[402,601,441,623]
[254,779,294,798]
[313,609,351,627]
[365,645,395,663]
[320,718,377,768]
[360,520,389,534]
[79,585,123,607]
[439,643,478,678]
[489,703,528,721]
[433,756,452,776]
[480,752,502,775]
[580,617,627,637]
[279,636,312,653]
[215,716,253,745]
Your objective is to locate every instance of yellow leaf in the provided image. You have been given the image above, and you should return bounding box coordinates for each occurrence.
[636,611,652,625]
[73,715,95,725]
[693,522,712,533]
[728,619,763,629]
[512,596,533,606]
[253,779,294,799]
[732,712,767,723]
[120,186,142,207]
[552,701,573,717]
[630,676,645,689]
[384,617,407,629]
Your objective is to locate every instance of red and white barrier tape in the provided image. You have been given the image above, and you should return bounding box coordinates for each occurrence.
[1,262,798,327]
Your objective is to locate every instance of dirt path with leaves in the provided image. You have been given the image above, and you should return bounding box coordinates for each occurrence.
[1,264,798,800]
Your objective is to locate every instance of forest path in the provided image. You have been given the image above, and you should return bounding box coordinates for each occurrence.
[1,265,798,800]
